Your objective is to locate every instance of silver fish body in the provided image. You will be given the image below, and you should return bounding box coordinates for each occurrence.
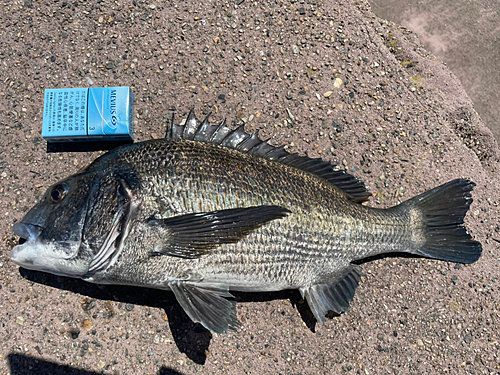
[11,110,482,333]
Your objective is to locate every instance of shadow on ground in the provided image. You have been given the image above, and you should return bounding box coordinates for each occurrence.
[18,268,317,365]
[8,353,185,375]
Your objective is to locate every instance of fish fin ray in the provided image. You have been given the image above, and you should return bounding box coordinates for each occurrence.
[166,110,371,203]
[168,112,186,141]
[300,265,362,325]
[401,179,482,264]
[183,107,198,140]
[148,205,290,258]
[170,281,240,334]
[221,125,250,148]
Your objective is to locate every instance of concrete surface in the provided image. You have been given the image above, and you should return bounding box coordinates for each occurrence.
[1,0,499,374]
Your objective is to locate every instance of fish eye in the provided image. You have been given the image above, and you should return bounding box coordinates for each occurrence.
[50,183,69,203]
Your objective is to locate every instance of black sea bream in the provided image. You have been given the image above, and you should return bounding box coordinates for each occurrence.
[11,110,482,333]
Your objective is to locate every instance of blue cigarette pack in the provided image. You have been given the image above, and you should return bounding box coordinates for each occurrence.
[42,87,134,142]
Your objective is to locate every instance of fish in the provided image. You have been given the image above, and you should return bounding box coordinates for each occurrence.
[10,109,482,334]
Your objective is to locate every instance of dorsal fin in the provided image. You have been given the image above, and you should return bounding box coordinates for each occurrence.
[165,108,371,203]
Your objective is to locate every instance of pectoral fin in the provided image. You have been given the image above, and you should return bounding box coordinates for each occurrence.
[148,205,290,258]
[170,281,240,334]
[300,265,362,325]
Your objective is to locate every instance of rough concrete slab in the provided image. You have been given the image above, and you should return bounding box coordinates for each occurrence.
[1,1,499,374]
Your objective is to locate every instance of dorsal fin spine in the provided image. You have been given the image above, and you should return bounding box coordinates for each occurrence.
[184,108,198,140]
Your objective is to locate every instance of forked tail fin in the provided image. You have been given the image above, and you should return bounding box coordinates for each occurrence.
[402,179,482,264]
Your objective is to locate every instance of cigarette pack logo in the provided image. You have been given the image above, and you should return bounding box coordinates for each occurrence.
[109,89,117,128]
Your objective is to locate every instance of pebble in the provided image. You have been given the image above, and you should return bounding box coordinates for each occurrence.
[329,120,341,133]
[82,319,93,331]
[84,301,96,311]
[334,78,343,88]
[464,333,473,344]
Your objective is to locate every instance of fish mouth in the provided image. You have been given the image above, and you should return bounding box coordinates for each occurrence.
[12,222,43,246]
[10,223,44,265]
[11,222,80,262]
[11,222,88,276]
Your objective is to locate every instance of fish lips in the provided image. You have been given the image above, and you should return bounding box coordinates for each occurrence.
[12,222,43,246]
[11,222,87,276]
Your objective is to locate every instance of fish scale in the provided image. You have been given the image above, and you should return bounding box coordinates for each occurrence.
[10,110,482,334]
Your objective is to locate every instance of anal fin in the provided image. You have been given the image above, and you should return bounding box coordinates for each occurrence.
[300,265,362,325]
[170,281,241,334]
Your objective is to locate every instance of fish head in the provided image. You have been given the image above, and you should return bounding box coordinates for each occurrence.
[10,169,131,277]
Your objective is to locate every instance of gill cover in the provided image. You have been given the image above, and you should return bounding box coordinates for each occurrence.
[86,178,141,273]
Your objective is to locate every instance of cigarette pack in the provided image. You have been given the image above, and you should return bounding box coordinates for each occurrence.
[42,87,134,142]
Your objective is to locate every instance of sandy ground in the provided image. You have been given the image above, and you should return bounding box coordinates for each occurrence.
[1,1,499,374]
[369,0,500,144]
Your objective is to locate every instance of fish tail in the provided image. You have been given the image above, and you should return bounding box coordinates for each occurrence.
[404,178,482,264]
